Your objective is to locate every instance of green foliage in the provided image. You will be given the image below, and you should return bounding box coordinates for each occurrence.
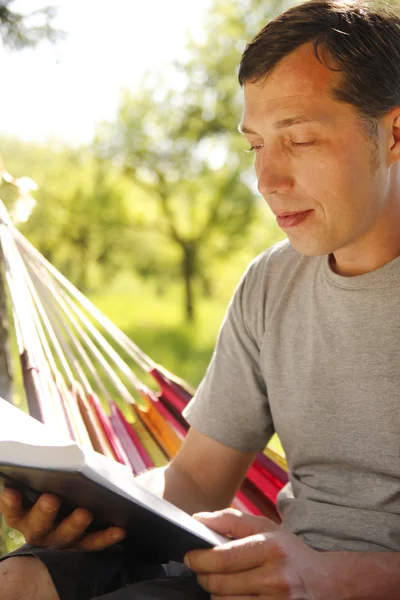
[23,155,133,291]
[0,138,145,292]
[0,1,64,50]
[0,0,292,321]
[0,515,24,556]
[93,0,292,321]
[0,0,291,316]
[95,88,255,321]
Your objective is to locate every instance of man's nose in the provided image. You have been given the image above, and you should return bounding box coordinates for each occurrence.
[257,152,293,197]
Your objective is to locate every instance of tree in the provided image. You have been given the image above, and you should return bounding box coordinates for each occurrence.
[0,1,64,50]
[95,0,291,322]
[21,153,136,291]
[96,85,256,322]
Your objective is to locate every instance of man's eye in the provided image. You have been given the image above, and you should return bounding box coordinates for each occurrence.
[244,144,264,153]
[289,140,315,148]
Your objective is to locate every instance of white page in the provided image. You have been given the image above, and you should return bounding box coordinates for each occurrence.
[0,399,74,447]
[0,399,131,478]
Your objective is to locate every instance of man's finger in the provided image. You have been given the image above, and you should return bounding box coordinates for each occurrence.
[44,507,94,549]
[0,488,27,528]
[23,494,62,544]
[78,527,127,552]
[186,533,276,574]
[192,508,278,539]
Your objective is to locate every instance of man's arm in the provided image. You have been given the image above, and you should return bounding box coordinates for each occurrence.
[319,551,400,600]
[138,427,257,514]
[0,427,258,550]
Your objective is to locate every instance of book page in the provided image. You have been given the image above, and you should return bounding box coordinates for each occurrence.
[0,398,132,476]
[0,399,74,447]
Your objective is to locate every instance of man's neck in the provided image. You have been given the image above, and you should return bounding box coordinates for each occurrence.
[329,246,400,277]
[330,213,400,276]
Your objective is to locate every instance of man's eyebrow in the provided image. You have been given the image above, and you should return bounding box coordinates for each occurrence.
[275,116,318,129]
[238,116,321,134]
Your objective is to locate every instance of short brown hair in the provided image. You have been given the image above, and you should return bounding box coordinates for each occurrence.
[238,1,400,121]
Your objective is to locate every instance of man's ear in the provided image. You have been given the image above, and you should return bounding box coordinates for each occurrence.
[387,107,400,166]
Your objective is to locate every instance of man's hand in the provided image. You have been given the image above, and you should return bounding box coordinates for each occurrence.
[0,488,126,551]
[185,509,326,599]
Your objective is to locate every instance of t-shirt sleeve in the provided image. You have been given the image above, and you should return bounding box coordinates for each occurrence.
[182,257,274,453]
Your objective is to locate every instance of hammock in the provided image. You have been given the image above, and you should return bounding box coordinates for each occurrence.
[0,199,288,522]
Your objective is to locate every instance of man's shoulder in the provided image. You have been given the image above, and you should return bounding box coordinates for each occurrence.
[245,238,310,283]
[236,240,322,337]
[261,238,301,263]
[239,239,323,312]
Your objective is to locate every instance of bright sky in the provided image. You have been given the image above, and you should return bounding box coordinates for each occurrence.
[0,0,211,145]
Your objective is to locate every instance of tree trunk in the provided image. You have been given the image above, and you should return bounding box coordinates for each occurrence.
[0,253,13,403]
[77,241,89,292]
[182,244,196,323]
[201,274,213,298]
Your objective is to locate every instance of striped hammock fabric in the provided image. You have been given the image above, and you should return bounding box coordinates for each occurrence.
[0,200,288,520]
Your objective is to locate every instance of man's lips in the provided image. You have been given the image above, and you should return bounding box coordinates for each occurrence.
[275,210,311,217]
[275,209,313,229]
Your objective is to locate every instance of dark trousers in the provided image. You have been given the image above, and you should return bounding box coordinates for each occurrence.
[1,543,210,600]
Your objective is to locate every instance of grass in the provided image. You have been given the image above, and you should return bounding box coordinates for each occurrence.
[89,280,231,388]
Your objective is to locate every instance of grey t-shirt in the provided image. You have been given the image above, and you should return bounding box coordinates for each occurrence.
[183,239,400,553]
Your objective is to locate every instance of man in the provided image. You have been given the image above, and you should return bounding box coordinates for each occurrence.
[1,1,400,598]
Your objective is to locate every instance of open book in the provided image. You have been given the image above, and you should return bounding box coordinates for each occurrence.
[0,399,227,562]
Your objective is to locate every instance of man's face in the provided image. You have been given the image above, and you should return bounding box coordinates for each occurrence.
[240,43,390,257]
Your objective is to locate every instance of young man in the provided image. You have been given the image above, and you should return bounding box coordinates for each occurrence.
[1,1,400,598]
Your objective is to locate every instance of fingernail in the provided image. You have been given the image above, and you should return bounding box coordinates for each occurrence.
[76,514,92,526]
[42,500,58,512]
[184,554,191,568]
[112,530,125,541]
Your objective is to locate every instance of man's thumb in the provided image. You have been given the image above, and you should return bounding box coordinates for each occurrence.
[192,508,278,539]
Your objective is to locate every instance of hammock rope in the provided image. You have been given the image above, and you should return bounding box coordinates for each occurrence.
[0,197,287,517]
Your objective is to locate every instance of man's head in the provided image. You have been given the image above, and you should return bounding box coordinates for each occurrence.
[238,0,400,266]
